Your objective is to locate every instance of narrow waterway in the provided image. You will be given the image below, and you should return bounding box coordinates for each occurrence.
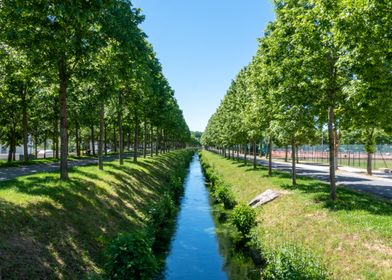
[163,155,228,280]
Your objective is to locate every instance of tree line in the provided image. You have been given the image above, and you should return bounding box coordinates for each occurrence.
[0,0,190,180]
[201,0,391,200]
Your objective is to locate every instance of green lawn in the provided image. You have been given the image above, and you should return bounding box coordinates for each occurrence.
[0,150,193,279]
[201,151,392,280]
[0,156,96,168]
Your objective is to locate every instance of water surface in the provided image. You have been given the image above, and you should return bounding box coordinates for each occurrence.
[163,155,227,280]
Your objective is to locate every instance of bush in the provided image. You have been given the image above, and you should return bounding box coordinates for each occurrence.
[169,175,184,202]
[105,231,158,280]
[148,193,176,230]
[263,245,329,280]
[214,184,237,209]
[231,204,256,237]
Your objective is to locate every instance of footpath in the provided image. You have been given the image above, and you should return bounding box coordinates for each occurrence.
[220,151,392,200]
[0,154,131,182]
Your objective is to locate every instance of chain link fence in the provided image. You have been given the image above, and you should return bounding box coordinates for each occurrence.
[272,144,392,170]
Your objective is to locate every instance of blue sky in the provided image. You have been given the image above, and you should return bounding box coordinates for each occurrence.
[133,0,275,132]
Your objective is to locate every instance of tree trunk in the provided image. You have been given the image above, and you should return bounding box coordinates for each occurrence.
[7,131,14,162]
[133,117,139,163]
[21,85,29,162]
[143,119,147,158]
[268,137,272,176]
[34,135,38,158]
[244,144,247,165]
[59,62,69,180]
[155,127,159,156]
[98,102,104,170]
[161,129,164,154]
[104,123,107,155]
[367,152,373,175]
[253,142,257,169]
[328,106,337,200]
[91,125,95,156]
[150,125,153,157]
[285,145,288,162]
[118,91,124,165]
[127,130,131,152]
[292,141,297,186]
[44,137,47,159]
[113,125,117,153]
[75,123,80,157]
[366,129,375,175]
[334,128,339,170]
[53,100,59,159]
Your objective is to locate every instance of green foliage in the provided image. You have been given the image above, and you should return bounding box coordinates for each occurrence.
[201,0,392,198]
[0,0,191,177]
[214,183,237,209]
[105,231,158,280]
[262,245,329,280]
[231,204,256,237]
[169,175,184,202]
[148,193,176,231]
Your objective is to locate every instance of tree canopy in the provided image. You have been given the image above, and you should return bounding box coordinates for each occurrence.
[0,0,190,178]
[201,0,392,200]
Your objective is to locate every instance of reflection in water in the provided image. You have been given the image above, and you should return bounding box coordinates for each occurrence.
[163,155,228,280]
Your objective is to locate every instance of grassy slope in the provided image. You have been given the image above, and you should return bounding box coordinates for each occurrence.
[201,151,392,280]
[0,150,193,280]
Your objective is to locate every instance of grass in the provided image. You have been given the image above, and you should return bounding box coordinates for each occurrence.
[0,156,96,168]
[201,151,392,280]
[274,156,392,170]
[0,150,193,279]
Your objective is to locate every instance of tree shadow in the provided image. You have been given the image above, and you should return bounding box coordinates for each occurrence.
[280,182,392,216]
[0,151,191,279]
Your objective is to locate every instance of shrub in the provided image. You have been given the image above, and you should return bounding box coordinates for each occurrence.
[263,245,329,280]
[148,193,176,230]
[214,184,237,209]
[169,175,184,202]
[231,204,256,237]
[105,231,158,280]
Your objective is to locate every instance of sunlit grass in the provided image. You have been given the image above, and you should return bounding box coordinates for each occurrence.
[202,151,392,280]
[0,150,192,279]
[0,155,97,168]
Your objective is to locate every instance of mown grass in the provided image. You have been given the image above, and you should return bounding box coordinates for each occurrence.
[0,156,96,168]
[0,150,193,280]
[201,151,392,280]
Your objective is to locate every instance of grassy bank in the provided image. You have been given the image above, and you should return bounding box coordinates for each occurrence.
[200,150,392,280]
[0,150,193,279]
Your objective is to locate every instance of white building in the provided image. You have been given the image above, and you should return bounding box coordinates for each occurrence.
[0,135,34,160]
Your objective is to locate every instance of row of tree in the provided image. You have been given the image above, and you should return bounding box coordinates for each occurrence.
[201,0,392,200]
[0,0,190,180]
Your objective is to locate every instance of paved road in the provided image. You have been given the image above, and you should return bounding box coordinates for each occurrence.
[0,154,132,182]
[221,152,392,200]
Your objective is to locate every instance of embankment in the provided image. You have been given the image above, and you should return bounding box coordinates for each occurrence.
[0,150,194,279]
[200,150,392,280]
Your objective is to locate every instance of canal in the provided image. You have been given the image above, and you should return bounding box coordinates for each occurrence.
[163,154,228,280]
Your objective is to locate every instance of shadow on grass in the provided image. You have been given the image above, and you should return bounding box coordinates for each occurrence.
[219,155,392,217]
[280,182,392,216]
[0,150,191,280]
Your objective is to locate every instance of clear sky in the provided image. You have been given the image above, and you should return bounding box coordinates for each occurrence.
[132,0,275,132]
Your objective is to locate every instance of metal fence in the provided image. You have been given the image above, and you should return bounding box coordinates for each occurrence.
[272,144,392,170]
